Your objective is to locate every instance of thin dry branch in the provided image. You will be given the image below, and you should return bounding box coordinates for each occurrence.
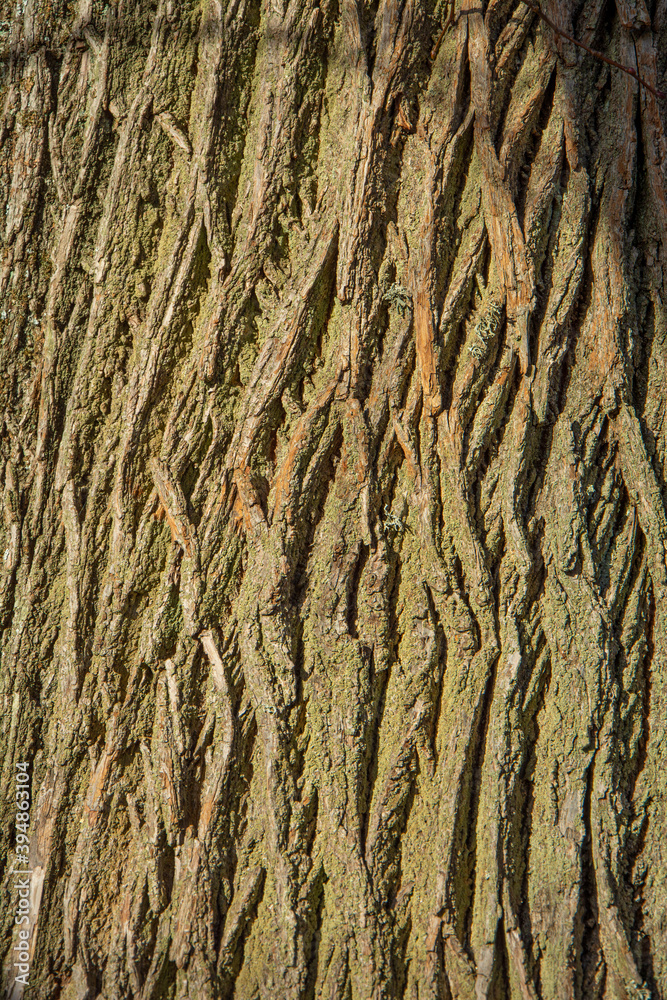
[430,0,458,60]
[431,1,666,100]
[522,0,667,99]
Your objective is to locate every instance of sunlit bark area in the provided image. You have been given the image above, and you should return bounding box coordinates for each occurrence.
[1,1,667,998]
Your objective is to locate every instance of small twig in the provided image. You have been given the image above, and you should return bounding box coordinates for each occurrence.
[430,0,457,60]
[522,0,666,100]
[430,1,666,98]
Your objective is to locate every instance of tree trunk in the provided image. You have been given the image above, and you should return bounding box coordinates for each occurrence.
[1,1,666,998]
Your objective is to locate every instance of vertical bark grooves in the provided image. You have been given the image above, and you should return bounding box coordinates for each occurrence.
[1,1,667,998]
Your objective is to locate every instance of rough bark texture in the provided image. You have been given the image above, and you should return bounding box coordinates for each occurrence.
[1,0,667,998]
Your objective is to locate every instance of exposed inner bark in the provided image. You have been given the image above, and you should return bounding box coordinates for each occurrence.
[1,1,666,998]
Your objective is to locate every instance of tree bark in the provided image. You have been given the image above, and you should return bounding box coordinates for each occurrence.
[1,1,666,998]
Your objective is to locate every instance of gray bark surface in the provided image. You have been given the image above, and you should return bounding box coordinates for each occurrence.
[1,1,667,998]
